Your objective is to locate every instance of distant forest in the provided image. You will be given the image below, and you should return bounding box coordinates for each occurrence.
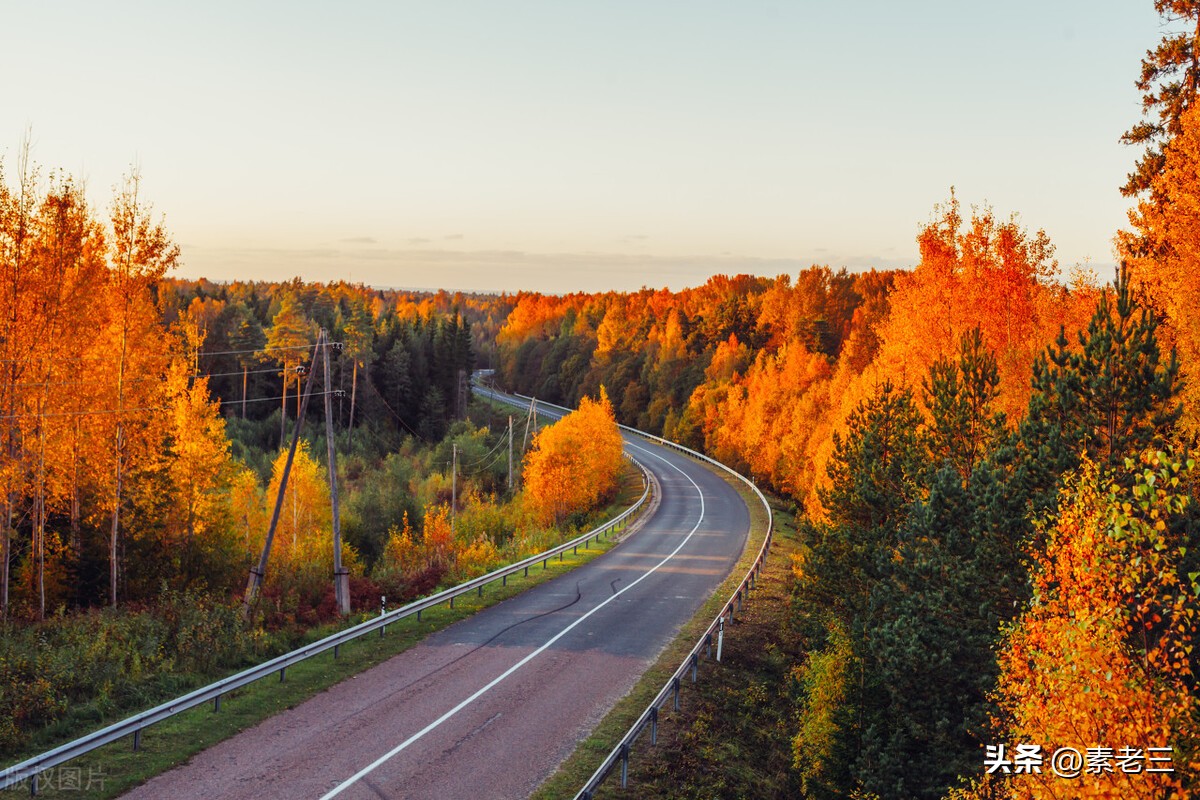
[5,1,1200,794]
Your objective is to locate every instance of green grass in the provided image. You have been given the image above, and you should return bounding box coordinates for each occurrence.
[587,503,804,799]
[530,466,784,800]
[1,466,647,799]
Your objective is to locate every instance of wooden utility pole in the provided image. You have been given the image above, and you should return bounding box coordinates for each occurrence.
[322,331,350,615]
[521,397,537,453]
[243,335,321,617]
[507,415,513,491]
[457,369,468,420]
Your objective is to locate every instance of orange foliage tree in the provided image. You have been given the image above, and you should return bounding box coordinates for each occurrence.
[982,454,1199,799]
[164,333,236,583]
[262,440,357,584]
[865,192,1077,424]
[522,389,624,527]
[1123,102,1200,436]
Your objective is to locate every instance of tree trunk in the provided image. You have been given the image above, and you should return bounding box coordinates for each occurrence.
[349,360,358,430]
[185,496,196,583]
[2,362,15,619]
[36,423,46,621]
[36,486,44,621]
[111,316,127,609]
[280,376,287,449]
[2,143,33,620]
[70,418,81,556]
[242,364,248,420]
[110,432,123,608]
[338,358,345,422]
[1,495,10,619]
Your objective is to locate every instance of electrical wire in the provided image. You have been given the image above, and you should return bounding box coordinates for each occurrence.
[361,372,432,443]
[0,390,344,421]
[458,451,503,477]
[0,404,170,421]
[189,366,285,381]
[236,390,343,407]
[199,343,319,358]
[7,366,284,390]
[456,430,508,469]
[0,340,332,371]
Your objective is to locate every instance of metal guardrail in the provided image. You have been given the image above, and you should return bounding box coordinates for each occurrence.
[0,454,652,794]
[474,384,775,799]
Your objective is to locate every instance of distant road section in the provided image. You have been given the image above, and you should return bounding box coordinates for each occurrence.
[121,392,751,800]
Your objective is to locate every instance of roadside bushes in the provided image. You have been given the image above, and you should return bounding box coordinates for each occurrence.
[523,389,625,526]
[0,589,268,754]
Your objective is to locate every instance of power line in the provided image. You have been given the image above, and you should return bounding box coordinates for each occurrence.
[6,365,285,390]
[200,343,322,358]
[0,404,170,421]
[463,446,508,475]
[457,430,508,469]
[0,341,332,368]
[191,366,284,381]
[236,390,343,407]
[361,373,431,443]
[0,390,344,421]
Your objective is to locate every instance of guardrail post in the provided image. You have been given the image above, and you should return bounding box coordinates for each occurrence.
[619,743,630,788]
[690,653,698,682]
[503,574,508,586]
[478,585,483,598]
[717,617,725,662]
[673,676,681,710]
[450,595,455,609]
[650,706,659,745]
[705,632,712,659]
[334,644,340,659]
[524,565,529,577]
[31,771,38,796]
[133,729,141,751]
[737,589,743,613]
[214,694,222,712]
[279,667,286,683]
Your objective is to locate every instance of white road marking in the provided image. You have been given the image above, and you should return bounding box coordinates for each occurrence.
[320,442,705,799]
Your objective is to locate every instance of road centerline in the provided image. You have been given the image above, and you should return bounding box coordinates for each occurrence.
[320,442,707,799]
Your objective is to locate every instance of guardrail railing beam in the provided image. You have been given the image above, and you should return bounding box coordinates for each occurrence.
[0,405,653,792]
[494,383,778,800]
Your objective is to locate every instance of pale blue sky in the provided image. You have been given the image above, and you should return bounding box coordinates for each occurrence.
[1,1,1171,293]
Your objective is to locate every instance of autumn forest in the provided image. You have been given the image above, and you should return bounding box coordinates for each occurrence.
[5,2,1200,799]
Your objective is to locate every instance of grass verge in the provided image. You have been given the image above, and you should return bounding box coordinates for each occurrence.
[530,465,799,800]
[0,465,645,799]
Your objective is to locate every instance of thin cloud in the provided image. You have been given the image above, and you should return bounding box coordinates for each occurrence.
[180,243,921,295]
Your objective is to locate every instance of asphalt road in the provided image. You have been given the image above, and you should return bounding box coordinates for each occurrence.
[121,399,751,800]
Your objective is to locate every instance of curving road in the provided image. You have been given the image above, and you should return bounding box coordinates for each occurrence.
[121,392,751,800]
